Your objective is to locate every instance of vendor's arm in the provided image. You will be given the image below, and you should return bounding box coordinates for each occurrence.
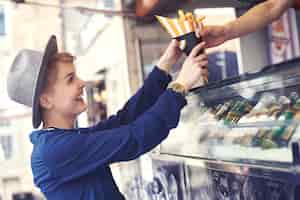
[226,0,291,39]
[201,0,293,48]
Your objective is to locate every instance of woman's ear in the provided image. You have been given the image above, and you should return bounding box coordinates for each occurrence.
[39,93,53,110]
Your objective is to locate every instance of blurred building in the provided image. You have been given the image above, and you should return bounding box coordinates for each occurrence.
[0,1,62,199]
[0,94,41,200]
[0,0,131,199]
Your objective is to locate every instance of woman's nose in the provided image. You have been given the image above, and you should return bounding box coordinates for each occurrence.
[78,78,86,88]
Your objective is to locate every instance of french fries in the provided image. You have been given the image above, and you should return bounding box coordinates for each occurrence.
[178,9,186,21]
[178,10,187,34]
[156,10,205,38]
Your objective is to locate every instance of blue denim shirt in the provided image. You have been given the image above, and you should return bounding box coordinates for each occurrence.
[29,67,187,200]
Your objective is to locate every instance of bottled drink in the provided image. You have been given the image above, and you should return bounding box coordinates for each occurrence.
[251,129,272,147]
[215,100,234,120]
[232,100,254,123]
[225,101,242,123]
[261,92,299,148]
[246,93,276,120]
[268,96,290,120]
[278,99,300,146]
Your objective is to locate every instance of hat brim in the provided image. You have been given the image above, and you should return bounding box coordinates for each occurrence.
[32,35,58,128]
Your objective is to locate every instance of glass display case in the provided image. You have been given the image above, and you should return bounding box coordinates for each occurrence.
[160,57,300,168]
[115,58,300,200]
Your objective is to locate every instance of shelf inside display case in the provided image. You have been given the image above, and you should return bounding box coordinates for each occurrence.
[160,58,300,168]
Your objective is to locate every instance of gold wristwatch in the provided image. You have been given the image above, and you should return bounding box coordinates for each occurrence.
[167,82,188,97]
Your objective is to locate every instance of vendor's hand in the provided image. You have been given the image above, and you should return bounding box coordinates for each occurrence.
[199,25,229,48]
[175,42,208,90]
[157,39,182,73]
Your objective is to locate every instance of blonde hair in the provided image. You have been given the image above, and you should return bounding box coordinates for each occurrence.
[40,52,76,122]
[50,52,75,64]
[44,52,76,90]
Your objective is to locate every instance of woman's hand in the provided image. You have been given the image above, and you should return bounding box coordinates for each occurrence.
[157,39,182,73]
[175,42,208,90]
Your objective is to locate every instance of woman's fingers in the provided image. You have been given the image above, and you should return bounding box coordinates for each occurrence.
[200,65,208,71]
[189,42,206,58]
[170,39,179,47]
[196,60,208,69]
[200,68,209,77]
[194,53,208,62]
[194,54,208,70]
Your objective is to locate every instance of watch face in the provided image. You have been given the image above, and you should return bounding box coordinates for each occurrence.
[174,84,183,91]
[169,83,186,95]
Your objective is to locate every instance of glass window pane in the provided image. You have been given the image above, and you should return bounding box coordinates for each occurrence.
[0,6,5,35]
[0,135,13,160]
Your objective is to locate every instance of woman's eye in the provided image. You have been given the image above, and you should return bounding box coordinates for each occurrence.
[68,76,73,83]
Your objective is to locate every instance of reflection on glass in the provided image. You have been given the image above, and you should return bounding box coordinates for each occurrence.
[161,62,300,165]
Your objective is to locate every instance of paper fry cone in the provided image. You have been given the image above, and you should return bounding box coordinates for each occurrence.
[176,32,202,55]
[156,10,205,55]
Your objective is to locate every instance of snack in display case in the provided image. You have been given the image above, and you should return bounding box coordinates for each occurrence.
[156,10,205,56]
[160,58,300,166]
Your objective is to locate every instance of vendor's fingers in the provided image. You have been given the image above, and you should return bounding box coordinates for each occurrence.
[199,30,204,38]
[195,21,205,38]
[201,26,211,36]
[198,26,207,37]
[190,42,206,58]
[195,28,201,38]
[196,16,205,24]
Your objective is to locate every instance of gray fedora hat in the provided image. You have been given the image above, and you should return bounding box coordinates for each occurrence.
[7,35,58,128]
